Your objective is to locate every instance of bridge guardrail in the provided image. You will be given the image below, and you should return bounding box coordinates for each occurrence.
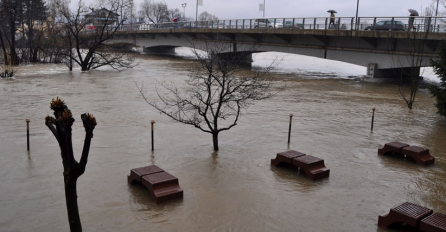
[117,16,446,33]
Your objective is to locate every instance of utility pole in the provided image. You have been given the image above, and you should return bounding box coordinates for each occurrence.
[263,0,266,18]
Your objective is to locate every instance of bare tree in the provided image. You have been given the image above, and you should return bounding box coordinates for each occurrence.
[198,11,218,21]
[140,0,170,24]
[0,0,23,66]
[55,0,134,71]
[394,29,431,109]
[138,42,282,151]
[45,97,97,232]
[168,8,182,20]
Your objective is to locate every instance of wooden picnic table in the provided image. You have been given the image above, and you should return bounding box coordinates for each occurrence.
[128,165,183,204]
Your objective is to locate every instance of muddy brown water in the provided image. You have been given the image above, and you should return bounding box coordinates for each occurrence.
[0,51,445,232]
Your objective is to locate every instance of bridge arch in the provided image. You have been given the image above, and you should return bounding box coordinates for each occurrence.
[112,30,435,78]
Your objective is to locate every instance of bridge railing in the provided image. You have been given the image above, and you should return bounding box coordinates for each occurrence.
[119,16,446,33]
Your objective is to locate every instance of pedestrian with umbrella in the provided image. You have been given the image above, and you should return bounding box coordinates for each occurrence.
[408,9,419,31]
[327,10,337,29]
[173,17,179,29]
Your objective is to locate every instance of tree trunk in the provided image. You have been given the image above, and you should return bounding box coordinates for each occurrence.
[64,175,82,232]
[81,63,88,71]
[0,30,8,65]
[212,131,219,151]
[31,48,38,63]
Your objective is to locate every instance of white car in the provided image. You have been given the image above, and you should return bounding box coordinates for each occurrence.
[254,19,283,28]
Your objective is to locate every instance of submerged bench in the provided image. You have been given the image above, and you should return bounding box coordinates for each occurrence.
[378,202,433,229]
[271,150,306,167]
[378,142,435,166]
[128,165,183,204]
[420,212,446,232]
[271,150,330,180]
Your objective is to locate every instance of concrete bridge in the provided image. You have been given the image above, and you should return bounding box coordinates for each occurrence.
[110,17,446,78]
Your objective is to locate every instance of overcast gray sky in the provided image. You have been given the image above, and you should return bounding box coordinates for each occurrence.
[73,0,441,19]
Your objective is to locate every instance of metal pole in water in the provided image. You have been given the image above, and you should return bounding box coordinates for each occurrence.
[26,119,30,151]
[371,108,375,131]
[151,120,155,151]
[288,114,293,144]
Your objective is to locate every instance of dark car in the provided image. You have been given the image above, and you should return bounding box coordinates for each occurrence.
[364,20,405,31]
[284,20,304,29]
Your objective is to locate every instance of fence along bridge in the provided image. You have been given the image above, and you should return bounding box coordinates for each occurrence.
[110,16,446,78]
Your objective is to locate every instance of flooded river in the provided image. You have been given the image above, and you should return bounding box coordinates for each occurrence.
[0,48,445,232]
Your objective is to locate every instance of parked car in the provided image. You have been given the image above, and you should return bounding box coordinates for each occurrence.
[254,19,283,28]
[364,20,405,31]
[284,20,304,29]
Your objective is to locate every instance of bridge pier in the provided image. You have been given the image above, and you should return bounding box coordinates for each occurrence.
[367,63,421,79]
[143,46,176,55]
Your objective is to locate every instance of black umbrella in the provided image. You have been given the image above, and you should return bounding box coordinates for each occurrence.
[327,10,337,13]
[408,9,419,16]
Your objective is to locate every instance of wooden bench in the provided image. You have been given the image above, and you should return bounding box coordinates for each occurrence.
[402,146,435,166]
[378,142,435,166]
[420,212,446,232]
[128,165,183,204]
[378,141,409,158]
[271,150,330,180]
[127,165,164,184]
[378,202,433,229]
[292,155,330,180]
[271,150,306,167]
[142,171,183,204]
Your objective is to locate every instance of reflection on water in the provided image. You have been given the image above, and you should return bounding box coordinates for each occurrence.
[0,48,445,232]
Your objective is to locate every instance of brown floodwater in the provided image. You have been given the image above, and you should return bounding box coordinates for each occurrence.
[0,50,445,232]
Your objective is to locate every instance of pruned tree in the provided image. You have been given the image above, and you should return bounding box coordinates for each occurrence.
[429,41,446,116]
[45,97,97,232]
[138,42,282,151]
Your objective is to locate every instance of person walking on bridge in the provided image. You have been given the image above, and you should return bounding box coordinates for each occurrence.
[408,9,419,31]
[327,10,337,29]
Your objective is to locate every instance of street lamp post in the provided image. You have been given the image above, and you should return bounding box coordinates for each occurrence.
[263,0,266,18]
[435,0,440,31]
[355,0,359,30]
[182,3,187,20]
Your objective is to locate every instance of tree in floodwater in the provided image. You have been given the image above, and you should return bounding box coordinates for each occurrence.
[55,0,134,71]
[393,27,432,109]
[0,0,23,66]
[138,42,281,151]
[429,41,446,116]
[45,97,97,232]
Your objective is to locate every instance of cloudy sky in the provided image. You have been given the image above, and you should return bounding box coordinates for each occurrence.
[73,0,440,20]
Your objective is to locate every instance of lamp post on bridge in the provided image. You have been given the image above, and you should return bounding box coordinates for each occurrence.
[355,0,359,30]
[259,0,266,18]
[182,3,187,20]
[196,0,203,22]
[435,0,440,31]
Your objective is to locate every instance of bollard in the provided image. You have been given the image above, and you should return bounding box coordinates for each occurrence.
[371,108,375,131]
[151,120,155,151]
[288,114,293,144]
[26,119,30,151]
